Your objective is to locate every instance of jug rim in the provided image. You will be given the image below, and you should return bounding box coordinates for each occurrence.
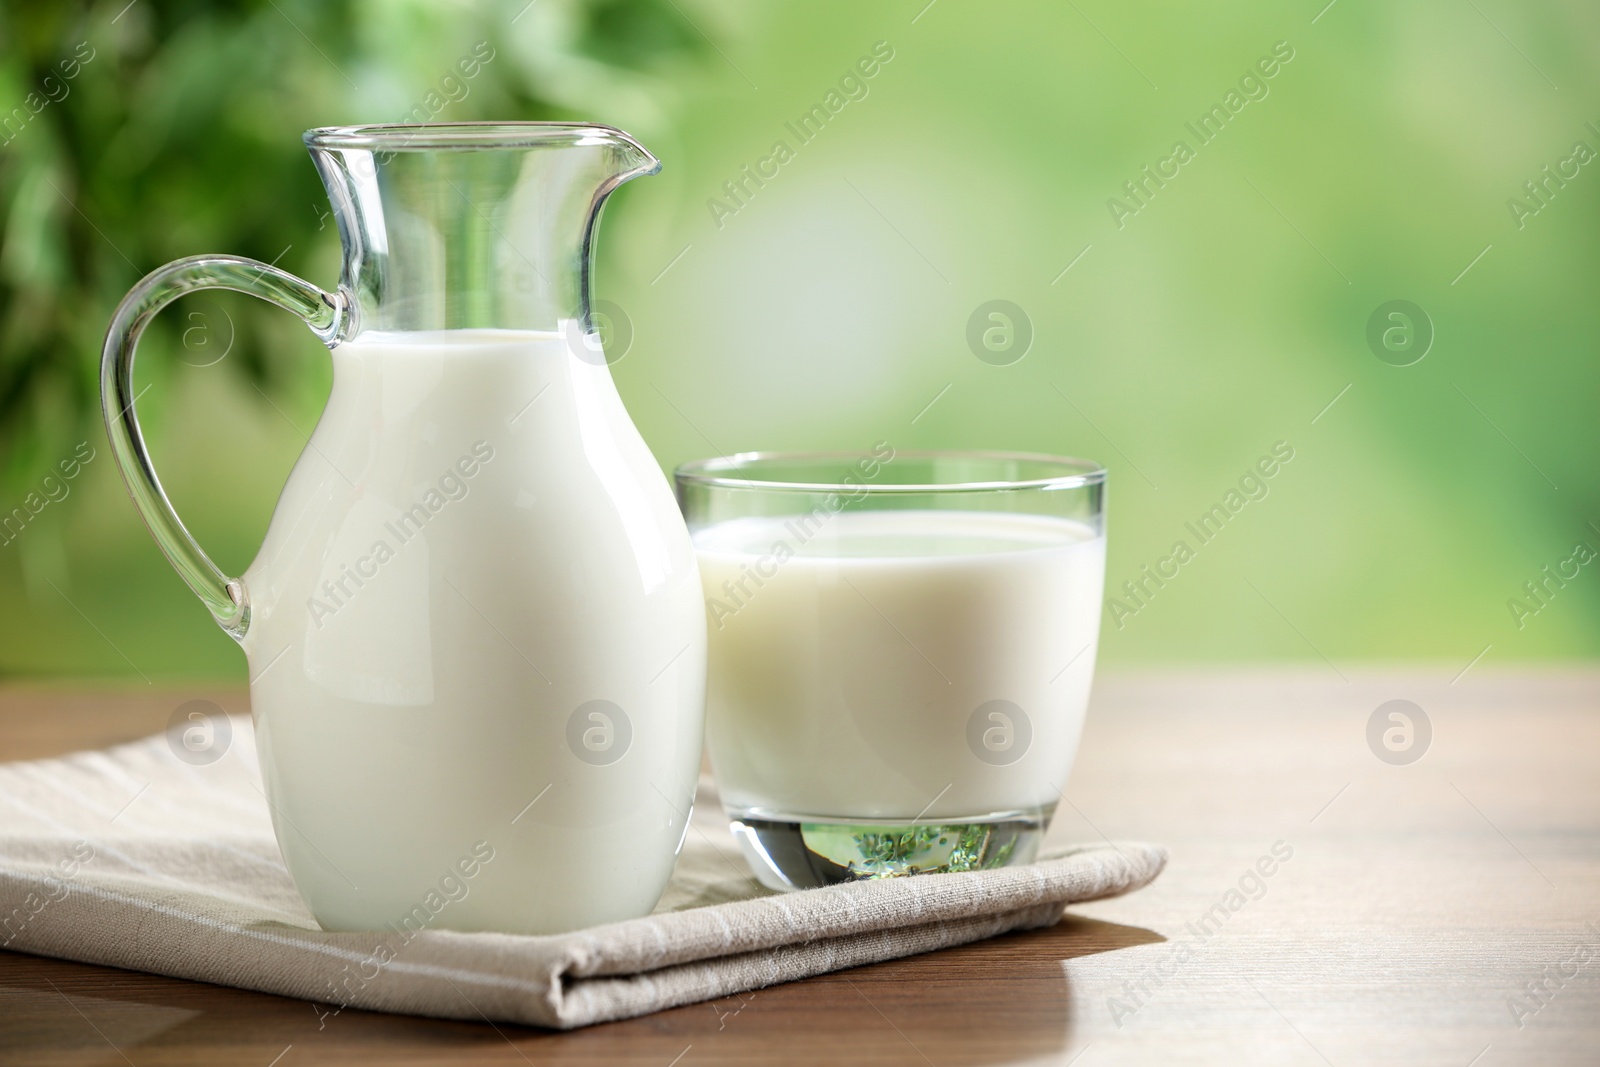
[303,121,654,157]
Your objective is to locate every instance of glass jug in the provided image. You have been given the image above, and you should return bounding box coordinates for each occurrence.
[98,123,706,935]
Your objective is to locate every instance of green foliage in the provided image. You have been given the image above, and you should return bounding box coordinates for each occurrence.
[0,0,706,492]
[847,822,1018,878]
[1,0,1596,677]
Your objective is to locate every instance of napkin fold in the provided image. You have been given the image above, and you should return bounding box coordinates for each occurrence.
[0,717,1165,1029]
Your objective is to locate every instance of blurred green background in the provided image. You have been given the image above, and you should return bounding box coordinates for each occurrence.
[1,0,1596,682]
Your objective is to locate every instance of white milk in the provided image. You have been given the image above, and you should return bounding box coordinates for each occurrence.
[695,510,1104,825]
[240,329,705,934]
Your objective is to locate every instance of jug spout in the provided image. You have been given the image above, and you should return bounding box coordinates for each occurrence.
[304,123,661,337]
[595,127,662,187]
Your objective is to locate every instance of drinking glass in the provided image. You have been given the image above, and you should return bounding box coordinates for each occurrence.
[676,450,1106,889]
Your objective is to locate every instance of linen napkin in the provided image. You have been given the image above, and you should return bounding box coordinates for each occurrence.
[0,716,1165,1029]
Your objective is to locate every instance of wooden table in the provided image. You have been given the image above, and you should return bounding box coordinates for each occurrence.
[2,669,1597,1065]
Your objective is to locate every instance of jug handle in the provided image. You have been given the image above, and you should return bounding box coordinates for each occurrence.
[99,254,349,640]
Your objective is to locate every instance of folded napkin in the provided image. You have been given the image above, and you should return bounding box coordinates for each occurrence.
[0,717,1165,1029]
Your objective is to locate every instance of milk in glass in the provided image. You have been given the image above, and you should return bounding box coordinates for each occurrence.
[694,508,1103,887]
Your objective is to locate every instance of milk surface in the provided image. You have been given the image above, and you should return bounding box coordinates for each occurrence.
[695,509,1104,823]
[241,329,705,934]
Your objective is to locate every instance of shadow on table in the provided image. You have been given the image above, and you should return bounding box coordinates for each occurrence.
[1,916,1164,1065]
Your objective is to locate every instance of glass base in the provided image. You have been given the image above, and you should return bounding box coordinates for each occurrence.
[727,806,1053,891]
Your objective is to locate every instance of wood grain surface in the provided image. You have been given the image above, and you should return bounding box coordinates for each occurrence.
[2,668,1596,1066]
